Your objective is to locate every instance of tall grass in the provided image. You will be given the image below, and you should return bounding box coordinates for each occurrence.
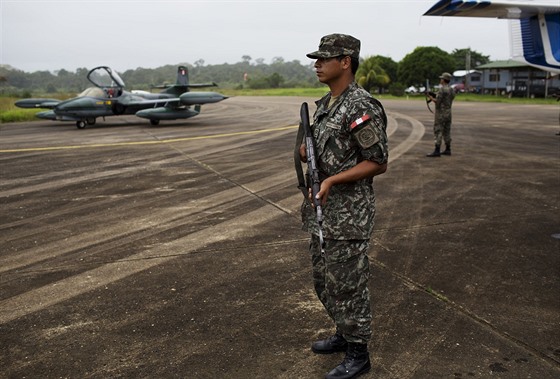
[0,97,44,123]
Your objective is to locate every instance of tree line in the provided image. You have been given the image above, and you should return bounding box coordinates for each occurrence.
[0,47,489,96]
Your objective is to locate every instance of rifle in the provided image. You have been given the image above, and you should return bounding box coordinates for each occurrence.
[294,102,325,256]
[424,79,436,113]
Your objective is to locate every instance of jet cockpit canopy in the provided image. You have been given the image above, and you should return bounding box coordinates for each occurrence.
[87,66,125,89]
[86,66,125,98]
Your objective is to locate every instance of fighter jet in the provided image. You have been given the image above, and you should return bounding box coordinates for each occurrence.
[15,66,228,129]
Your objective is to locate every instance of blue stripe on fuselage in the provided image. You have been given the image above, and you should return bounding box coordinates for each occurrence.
[545,13,560,62]
[520,16,549,68]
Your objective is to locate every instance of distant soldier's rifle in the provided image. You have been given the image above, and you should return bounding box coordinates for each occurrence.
[294,102,325,256]
[424,79,436,113]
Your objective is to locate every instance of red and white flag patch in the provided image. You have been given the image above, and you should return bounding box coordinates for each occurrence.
[351,115,371,129]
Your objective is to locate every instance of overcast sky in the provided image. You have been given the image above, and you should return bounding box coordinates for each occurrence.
[1,0,512,73]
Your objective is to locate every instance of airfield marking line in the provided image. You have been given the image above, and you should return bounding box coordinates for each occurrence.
[388,112,425,160]
[0,125,299,153]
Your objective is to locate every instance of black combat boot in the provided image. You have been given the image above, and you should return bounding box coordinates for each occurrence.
[426,144,441,157]
[325,342,371,379]
[441,143,451,155]
[312,333,348,354]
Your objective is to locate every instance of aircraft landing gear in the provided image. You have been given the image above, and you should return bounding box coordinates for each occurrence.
[150,119,160,126]
[76,118,96,129]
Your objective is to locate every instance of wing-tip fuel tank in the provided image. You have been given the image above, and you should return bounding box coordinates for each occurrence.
[179,92,228,105]
[14,98,61,109]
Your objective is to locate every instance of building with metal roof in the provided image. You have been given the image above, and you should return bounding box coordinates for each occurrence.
[474,60,559,98]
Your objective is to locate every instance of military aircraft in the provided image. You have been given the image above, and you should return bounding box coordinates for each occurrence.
[424,0,560,74]
[15,66,228,129]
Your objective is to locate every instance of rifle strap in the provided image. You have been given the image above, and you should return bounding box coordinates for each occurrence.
[294,122,308,198]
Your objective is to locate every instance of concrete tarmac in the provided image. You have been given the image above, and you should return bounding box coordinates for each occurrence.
[1,96,559,378]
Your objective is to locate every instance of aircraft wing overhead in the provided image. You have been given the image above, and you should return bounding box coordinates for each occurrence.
[424,0,560,74]
[424,0,559,19]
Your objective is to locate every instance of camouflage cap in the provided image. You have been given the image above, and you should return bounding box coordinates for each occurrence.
[306,34,361,59]
[439,72,452,81]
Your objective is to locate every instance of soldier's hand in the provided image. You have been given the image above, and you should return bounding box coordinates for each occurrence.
[316,179,332,206]
[299,143,307,163]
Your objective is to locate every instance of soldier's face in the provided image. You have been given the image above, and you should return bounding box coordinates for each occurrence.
[314,56,347,84]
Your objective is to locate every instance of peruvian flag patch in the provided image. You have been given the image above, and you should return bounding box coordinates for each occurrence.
[351,115,371,129]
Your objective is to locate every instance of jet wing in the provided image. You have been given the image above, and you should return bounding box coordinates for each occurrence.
[184,82,218,88]
[15,98,61,109]
[152,82,218,90]
[117,97,182,108]
[424,0,559,19]
[119,92,227,107]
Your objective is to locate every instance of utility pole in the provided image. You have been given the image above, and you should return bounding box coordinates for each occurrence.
[465,49,471,91]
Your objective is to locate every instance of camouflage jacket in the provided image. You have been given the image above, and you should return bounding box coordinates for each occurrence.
[435,84,455,123]
[301,82,388,240]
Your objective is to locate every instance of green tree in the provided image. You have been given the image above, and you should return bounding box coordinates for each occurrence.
[370,55,398,84]
[397,46,455,87]
[451,48,490,71]
[267,72,284,88]
[356,57,390,93]
[247,72,285,89]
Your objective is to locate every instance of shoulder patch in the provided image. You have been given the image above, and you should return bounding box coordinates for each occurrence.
[354,123,379,148]
[350,114,379,148]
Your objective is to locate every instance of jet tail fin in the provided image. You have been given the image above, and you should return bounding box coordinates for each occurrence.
[156,65,219,96]
[176,66,189,86]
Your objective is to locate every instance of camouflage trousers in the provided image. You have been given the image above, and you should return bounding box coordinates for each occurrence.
[309,235,372,344]
[433,117,452,146]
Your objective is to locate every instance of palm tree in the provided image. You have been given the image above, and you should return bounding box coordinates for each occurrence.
[356,57,390,94]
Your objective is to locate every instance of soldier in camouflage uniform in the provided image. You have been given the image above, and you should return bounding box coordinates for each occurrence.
[299,34,388,379]
[426,72,456,157]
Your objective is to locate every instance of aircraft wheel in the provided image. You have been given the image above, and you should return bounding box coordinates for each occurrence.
[86,117,96,125]
[76,121,87,129]
[150,119,160,126]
